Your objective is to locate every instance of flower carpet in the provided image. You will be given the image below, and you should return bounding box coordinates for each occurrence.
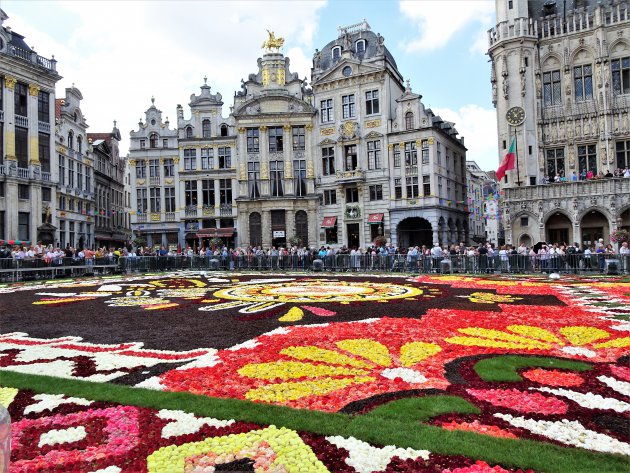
[0,272,629,472]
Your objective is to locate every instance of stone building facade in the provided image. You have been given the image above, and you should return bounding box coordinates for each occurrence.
[489,0,630,246]
[0,9,60,244]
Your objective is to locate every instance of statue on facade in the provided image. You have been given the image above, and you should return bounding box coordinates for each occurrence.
[262,30,284,51]
[502,79,509,99]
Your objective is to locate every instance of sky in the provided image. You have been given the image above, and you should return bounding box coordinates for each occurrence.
[2,0,499,171]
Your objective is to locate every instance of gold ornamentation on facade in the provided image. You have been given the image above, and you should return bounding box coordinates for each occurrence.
[150,213,160,222]
[261,30,285,51]
[165,179,174,185]
[415,140,422,146]
[239,164,247,181]
[137,179,146,186]
[343,121,356,136]
[427,137,434,145]
[129,159,136,166]
[277,68,285,86]
[387,144,394,150]
[305,123,313,131]
[28,84,40,96]
[173,158,180,164]
[260,125,268,132]
[4,76,16,90]
[306,160,314,178]
[283,124,292,132]
[261,162,269,179]
[365,119,381,128]
[238,127,246,133]
[320,128,335,136]
[262,68,270,86]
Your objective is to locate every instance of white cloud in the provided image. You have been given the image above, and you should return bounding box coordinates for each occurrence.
[399,0,494,53]
[4,0,326,153]
[432,104,498,172]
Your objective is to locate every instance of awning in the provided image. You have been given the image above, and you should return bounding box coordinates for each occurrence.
[197,227,235,238]
[367,213,384,224]
[321,216,337,228]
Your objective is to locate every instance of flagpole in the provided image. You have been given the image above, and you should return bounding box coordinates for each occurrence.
[513,126,522,186]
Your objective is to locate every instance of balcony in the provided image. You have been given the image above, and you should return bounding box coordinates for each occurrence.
[503,177,630,203]
[335,169,365,183]
[15,115,28,128]
[42,171,51,181]
[17,168,29,179]
[202,205,215,216]
[220,204,233,216]
[165,212,176,221]
[38,121,51,134]
[149,176,161,186]
[8,45,57,71]
[136,213,147,223]
[185,205,198,217]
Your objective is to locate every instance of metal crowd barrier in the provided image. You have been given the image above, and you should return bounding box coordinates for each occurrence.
[0,257,119,282]
[117,253,630,275]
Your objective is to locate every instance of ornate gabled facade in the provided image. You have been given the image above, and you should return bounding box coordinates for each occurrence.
[0,8,60,244]
[55,86,93,249]
[233,48,318,249]
[489,0,630,247]
[89,123,129,248]
[311,20,467,249]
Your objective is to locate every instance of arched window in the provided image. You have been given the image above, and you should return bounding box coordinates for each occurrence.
[149,133,158,148]
[186,126,193,138]
[356,39,366,55]
[249,212,262,248]
[68,131,74,149]
[405,112,415,130]
[202,119,211,138]
[295,210,308,248]
[332,46,341,61]
[77,135,83,153]
[220,124,228,137]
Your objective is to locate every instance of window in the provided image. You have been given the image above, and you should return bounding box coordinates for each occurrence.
[38,91,50,122]
[325,226,338,244]
[201,148,214,170]
[369,185,383,201]
[367,140,381,169]
[332,46,341,60]
[247,128,259,152]
[270,160,284,197]
[406,177,419,198]
[546,148,565,177]
[149,159,159,177]
[508,0,513,9]
[393,144,401,167]
[16,127,28,168]
[58,195,65,211]
[15,82,28,116]
[69,221,75,247]
[346,187,359,203]
[186,127,193,138]
[185,180,198,206]
[293,159,307,196]
[342,94,356,119]
[356,39,366,55]
[320,99,333,123]
[68,131,74,149]
[248,162,260,198]
[616,140,630,168]
[163,158,174,177]
[405,112,414,130]
[543,70,562,106]
[163,139,169,148]
[322,147,335,175]
[577,144,597,174]
[77,163,83,189]
[365,90,379,115]
[268,127,284,152]
[612,57,630,95]
[323,189,337,205]
[184,149,196,170]
[202,119,211,138]
[521,216,529,227]
[136,188,147,213]
[202,180,215,206]
[221,124,229,137]
[39,133,50,172]
[18,212,29,241]
[42,187,51,202]
[218,147,231,168]
[423,175,431,196]
[18,184,29,200]
[135,159,146,179]
[292,126,305,150]
[394,178,402,199]
[404,142,417,165]
[149,133,158,148]
[420,140,429,164]
[140,140,146,149]
[77,135,83,154]
[59,155,65,185]
[68,160,75,187]
[344,144,357,171]
[219,179,232,204]
[574,65,593,101]
[149,188,161,212]
[164,187,176,212]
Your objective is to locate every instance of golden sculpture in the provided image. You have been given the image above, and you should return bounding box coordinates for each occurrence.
[262,30,285,51]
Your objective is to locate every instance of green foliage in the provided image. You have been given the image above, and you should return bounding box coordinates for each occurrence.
[474,355,592,382]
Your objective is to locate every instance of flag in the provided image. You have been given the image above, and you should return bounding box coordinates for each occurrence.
[496,137,516,181]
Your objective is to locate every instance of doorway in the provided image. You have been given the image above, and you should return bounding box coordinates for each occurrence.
[347,223,360,249]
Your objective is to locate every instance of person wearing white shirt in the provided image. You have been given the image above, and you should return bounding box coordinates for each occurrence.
[620,241,630,274]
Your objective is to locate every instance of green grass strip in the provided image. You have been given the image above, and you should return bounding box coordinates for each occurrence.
[474,356,593,382]
[362,395,479,422]
[2,371,628,473]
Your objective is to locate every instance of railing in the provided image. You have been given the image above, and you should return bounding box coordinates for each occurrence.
[0,257,118,282]
[165,212,176,221]
[136,213,147,223]
[9,45,30,61]
[202,205,215,216]
[38,121,51,134]
[185,205,198,217]
[504,176,630,202]
[42,171,51,181]
[149,177,161,185]
[15,115,28,128]
[17,168,29,179]
[116,253,630,275]
[7,45,56,71]
[335,169,365,182]
[219,204,233,216]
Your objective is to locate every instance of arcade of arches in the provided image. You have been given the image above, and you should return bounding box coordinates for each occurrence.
[395,216,467,249]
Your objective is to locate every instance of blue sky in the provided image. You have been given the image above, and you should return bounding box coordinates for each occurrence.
[3,0,498,170]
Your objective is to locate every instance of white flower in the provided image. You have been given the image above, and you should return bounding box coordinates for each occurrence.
[24,394,91,415]
[380,367,427,385]
[597,375,630,397]
[38,426,87,447]
[533,387,630,413]
[157,409,235,438]
[494,414,630,455]
[326,435,430,473]
[89,466,122,473]
[559,346,597,358]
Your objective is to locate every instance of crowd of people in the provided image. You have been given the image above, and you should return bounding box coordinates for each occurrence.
[542,167,630,184]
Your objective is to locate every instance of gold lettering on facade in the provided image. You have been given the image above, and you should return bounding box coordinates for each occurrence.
[365,119,381,128]
[320,128,335,136]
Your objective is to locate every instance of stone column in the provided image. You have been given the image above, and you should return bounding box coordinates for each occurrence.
[262,209,272,249]
[28,84,41,165]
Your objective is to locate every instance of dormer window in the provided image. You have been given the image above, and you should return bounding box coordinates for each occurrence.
[149,133,158,148]
[332,46,341,61]
[186,126,193,138]
[221,124,229,137]
[356,39,366,55]
[405,112,415,130]
[202,119,211,138]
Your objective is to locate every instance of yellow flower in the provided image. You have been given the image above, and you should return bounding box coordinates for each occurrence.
[466,292,523,304]
[445,324,630,358]
[239,339,442,403]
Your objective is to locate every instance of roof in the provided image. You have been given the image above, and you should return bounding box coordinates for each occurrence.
[55,99,63,120]
[527,0,594,20]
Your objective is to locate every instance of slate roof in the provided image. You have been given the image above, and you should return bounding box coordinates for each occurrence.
[316,29,398,73]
